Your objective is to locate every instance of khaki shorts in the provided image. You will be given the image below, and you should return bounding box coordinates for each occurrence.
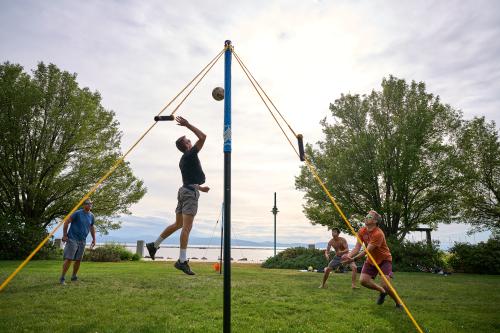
[63,238,86,261]
[175,186,200,216]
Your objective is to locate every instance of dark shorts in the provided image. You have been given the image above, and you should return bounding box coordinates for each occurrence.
[328,255,343,269]
[361,260,393,278]
[63,238,86,261]
[175,186,200,216]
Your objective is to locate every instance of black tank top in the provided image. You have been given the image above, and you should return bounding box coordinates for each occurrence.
[179,146,206,185]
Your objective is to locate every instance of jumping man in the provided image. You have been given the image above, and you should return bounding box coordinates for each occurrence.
[146,116,209,275]
[319,228,358,289]
[60,198,96,284]
[344,210,402,308]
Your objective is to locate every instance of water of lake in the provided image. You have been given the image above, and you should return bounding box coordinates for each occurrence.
[122,244,286,263]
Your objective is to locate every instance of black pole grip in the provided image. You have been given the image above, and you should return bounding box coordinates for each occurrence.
[297,134,305,161]
[154,115,174,121]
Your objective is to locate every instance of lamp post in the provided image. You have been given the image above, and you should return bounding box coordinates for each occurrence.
[271,192,279,256]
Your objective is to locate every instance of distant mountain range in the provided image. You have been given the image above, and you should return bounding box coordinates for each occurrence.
[96,234,331,249]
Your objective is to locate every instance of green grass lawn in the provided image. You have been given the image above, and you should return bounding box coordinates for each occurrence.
[0,260,499,333]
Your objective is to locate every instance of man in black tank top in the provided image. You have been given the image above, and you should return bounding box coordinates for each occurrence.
[146,116,209,275]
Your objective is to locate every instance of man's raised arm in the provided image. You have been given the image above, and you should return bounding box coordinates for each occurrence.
[176,116,206,151]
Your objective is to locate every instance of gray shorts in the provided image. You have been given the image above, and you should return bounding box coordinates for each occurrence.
[175,186,200,216]
[63,238,86,261]
[328,255,343,269]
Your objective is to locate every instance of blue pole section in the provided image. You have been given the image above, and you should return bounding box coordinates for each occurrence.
[223,39,232,333]
[224,42,232,153]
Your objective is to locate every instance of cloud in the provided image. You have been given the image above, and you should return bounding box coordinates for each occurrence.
[1,0,497,244]
[351,0,500,123]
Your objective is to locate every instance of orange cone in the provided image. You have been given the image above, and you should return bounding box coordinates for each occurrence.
[213,262,220,272]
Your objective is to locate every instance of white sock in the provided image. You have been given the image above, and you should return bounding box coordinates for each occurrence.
[154,236,165,249]
[179,248,187,262]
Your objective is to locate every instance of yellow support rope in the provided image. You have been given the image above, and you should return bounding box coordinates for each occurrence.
[232,49,425,333]
[233,52,299,158]
[303,158,424,333]
[170,49,226,116]
[0,47,226,293]
[159,48,226,116]
[233,51,298,138]
[1,44,425,332]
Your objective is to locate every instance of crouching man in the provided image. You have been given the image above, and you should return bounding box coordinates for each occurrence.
[344,210,401,308]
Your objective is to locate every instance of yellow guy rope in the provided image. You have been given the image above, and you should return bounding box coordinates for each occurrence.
[232,49,425,333]
[233,51,298,138]
[233,52,299,158]
[303,158,424,333]
[0,47,226,293]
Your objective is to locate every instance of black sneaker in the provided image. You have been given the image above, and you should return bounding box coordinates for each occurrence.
[174,260,195,275]
[146,242,157,260]
[376,292,388,305]
[395,303,403,310]
[71,276,78,282]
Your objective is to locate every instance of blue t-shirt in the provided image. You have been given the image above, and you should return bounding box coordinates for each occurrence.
[68,209,95,241]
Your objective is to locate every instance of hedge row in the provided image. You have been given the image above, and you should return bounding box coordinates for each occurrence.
[83,243,140,262]
[262,237,500,274]
[448,237,500,274]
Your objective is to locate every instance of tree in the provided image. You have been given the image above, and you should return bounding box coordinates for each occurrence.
[0,62,147,259]
[295,76,461,241]
[454,117,500,233]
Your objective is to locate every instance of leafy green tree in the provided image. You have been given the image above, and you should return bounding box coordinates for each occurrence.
[295,76,461,241]
[0,62,146,258]
[454,117,499,233]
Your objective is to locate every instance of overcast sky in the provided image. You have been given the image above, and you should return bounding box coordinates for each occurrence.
[1,0,498,246]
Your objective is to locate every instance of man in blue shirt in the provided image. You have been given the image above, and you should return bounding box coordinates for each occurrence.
[59,198,96,284]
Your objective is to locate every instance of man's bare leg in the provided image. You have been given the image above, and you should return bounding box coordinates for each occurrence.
[360,273,386,293]
[147,214,183,260]
[160,213,184,239]
[174,214,195,275]
[179,214,194,251]
[350,262,359,288]
[380,275,400,304]
[72,260,81,278]
[319,267,332,288]
[60,259,72,281]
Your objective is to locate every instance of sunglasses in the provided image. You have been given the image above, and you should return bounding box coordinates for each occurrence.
[364,213,374,220]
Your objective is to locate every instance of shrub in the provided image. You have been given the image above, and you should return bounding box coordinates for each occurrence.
[34,237,63,260]
[261,247,357,270]
[0,228,63,260]
[84,243,139,262]
[262,247,326,269]
[263,239,448,273]
[0,215,59,260]
[448,237,500,274]
[387,238,445,272]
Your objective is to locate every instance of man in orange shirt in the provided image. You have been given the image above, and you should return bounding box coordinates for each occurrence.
[344,210,401,307]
